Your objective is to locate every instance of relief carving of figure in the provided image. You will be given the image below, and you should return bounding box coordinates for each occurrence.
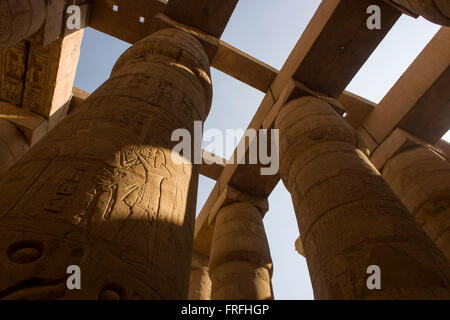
[83,144,174,261]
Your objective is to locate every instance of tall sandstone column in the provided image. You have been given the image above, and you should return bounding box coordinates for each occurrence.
[189,251,212,300]
[275,96,450,299]
[0,28,212,300]
[0,0,46,51]
[209,201,273,300]
[382,145,450,259]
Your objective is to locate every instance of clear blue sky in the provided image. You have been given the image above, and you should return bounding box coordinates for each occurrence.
[74,1,446,300]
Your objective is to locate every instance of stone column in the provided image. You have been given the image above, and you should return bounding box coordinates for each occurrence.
[0,119,29,173]
[388,0,450,26]
[0,28,212,300]
[209,201,273,300]
[189,251,212,300]
[0,0,46,51]
[382,145,450,259]
[275,96,450,299]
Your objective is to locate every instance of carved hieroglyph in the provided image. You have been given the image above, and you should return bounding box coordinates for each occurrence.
[382,145,450,260]
[0,41,28,106]
[0,28,212,299]
[23,28,84,119]
[209,202,273,300]
[0,0,46,51]
[275,96,450,299]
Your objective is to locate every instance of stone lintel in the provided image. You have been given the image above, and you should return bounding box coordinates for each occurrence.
[200,150,225,181]
[0,98,72,146]
[337,91,376,130]
[386,0,450,26]
[165,0,238,39]
[371,128,448,171]
[150,13,219,63]
[382,0,420,18]
[69,86,91,113]
[288,80,346,115]
[358,28,450,152]
[436,140,450,158]
[212,40,278,93]
[0,101,46,145]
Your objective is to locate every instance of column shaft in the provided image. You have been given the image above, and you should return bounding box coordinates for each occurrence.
[275,96,450,299]
[189,251,212,300]
[209,202,273,300]
[0,0,46,51]
[382,145,450,259]
[0,28,212,299]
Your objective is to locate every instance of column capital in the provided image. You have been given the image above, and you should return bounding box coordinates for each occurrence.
[384,0,450,26]
[112,28,213,117]
[191,251,209,270]
[371,128,448,171]
[208,185,269,227]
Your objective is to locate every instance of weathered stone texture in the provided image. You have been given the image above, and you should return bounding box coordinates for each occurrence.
[0,119,29,173]
[0,28,212,299]
[0,41,28,106]
[390,0,450,26]
[0,0,46,51]
[383,145,450,259]
[275,96,450,299]
[189,251,212,300]
[23,29,84,118]
[209,202,273,300]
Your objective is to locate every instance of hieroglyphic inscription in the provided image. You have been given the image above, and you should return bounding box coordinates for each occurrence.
[44,167,86,214]
[0,41,28,105]
[23,41,49,115]
[91,72,205,126]
[0,29,212,299]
